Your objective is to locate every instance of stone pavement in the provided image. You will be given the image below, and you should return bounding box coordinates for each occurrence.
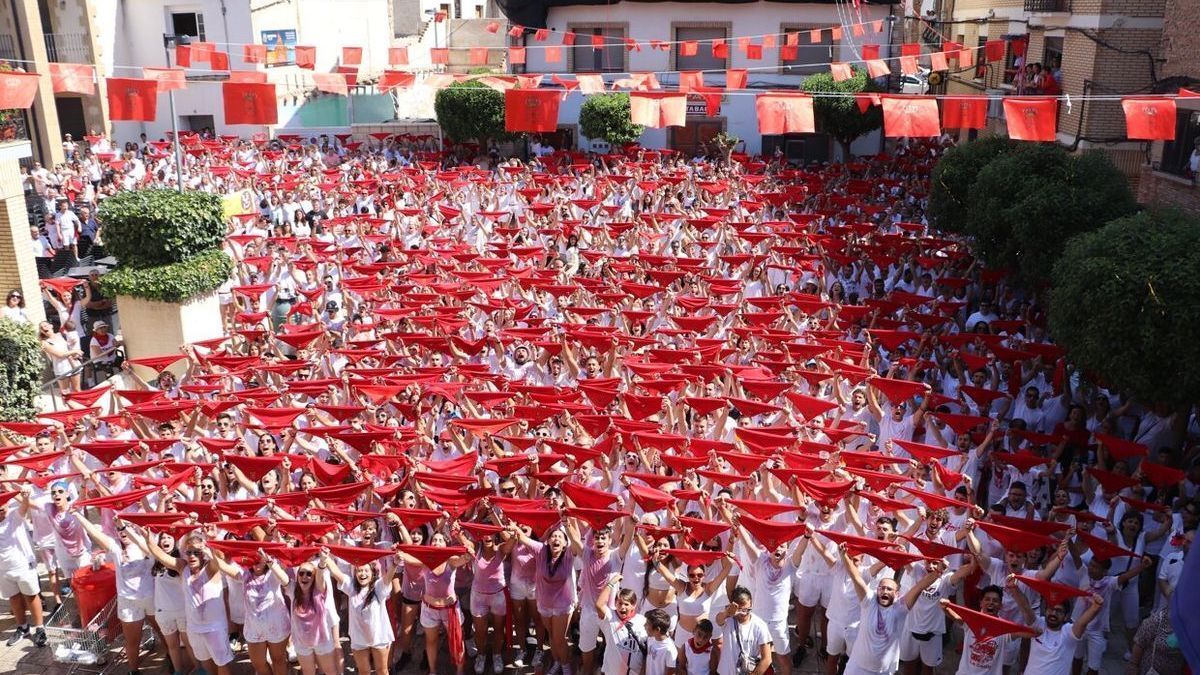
[0,596,1133,674]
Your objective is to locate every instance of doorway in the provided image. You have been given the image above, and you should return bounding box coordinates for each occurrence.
[54,97,87,140]
[180,114,216,133]
[669,118,724,157]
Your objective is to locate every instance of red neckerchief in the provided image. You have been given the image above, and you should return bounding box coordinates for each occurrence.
[688,637,712,654]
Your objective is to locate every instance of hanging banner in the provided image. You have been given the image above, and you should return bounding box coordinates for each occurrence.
[261,29,297,67]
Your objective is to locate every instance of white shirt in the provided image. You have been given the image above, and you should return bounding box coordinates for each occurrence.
[718,615,772,675]
[956,628,1013,675]
[600,612,648,675]
[847,591,910,674]
[1024,618,1080,675]
[0,507,35,571]
[645,636,678,675]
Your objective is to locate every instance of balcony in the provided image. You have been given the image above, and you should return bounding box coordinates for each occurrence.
[1024,0,1070,12]
[43,32,92,63]
[0,34,16,61]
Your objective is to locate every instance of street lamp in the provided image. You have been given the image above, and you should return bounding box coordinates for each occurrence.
[161,33,191,192]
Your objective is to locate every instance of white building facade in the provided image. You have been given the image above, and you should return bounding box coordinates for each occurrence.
[506,0,896,158]
[95,0,395,139]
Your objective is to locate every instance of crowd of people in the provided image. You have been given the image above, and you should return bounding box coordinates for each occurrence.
[0,128,1196,675]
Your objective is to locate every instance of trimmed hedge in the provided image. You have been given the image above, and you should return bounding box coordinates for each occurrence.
[0,318,44,421]
[434,80,510,144]
[100,249,234,303]
[98,189,226,268]
[580,93,643,146]
[1049,209,1200,408]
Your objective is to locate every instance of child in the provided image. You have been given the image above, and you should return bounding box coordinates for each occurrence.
[645,608,677,675]
[596,574,649,675]
[679,618,718,675]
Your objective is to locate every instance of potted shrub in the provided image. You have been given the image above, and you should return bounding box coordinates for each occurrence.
[97,189,233,362]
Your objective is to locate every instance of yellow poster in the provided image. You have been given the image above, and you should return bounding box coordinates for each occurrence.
[222,189,256,221]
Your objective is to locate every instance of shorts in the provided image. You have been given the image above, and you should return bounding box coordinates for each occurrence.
[0,565,40,599]
[578,604,602,652]
[899,631,945,667]
[674,622,693,649]
[155,608,187,635]
[510,575,535,601]
[37,546,57,571]
[795,573,831,608]
[187,628,235,666]
[537,601,575,618]
[1074,631,1106,671]
[765,619,791,656]
[293,637,336,658]
[116,595,155,623]
[243,614,290,644]
[420,603,462,630]
[826,619,859,657]
[470,589,507,617]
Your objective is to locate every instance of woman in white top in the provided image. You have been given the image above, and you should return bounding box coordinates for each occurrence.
[288,551,339,675]
[38,320,82,392]
[129,530,194,675]
[217,548,291,675]
[651,548,735,647]
[145,531,237,675]
[73,512,156,674]
[3,289,28,322]
[326,551,401,675]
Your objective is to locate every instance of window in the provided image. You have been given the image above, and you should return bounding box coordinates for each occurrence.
[975,36,988,79]
[674,25,727,72]
[170,12,206,42]
[1043,36,1064,71]
[570,25,626,73]
[1159,109,1200,178]
[781,25,834,75]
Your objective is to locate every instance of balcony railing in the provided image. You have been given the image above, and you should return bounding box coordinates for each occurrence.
[1025,0,1070,12]
[44,32,92,63]
[0,34,17,61]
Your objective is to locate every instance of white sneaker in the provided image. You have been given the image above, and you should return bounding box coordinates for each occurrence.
[493,654,503,672]
[475,654,486,675]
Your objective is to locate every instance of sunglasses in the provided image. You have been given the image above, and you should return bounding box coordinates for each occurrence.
[297,570,314,578]
[51,489,66,495]
[185,548,203,557]
[688,573,705,579]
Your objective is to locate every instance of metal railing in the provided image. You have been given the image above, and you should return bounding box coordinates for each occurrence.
[1024,0,1070,12]
[43,32,93,63]
[0,34,16,61]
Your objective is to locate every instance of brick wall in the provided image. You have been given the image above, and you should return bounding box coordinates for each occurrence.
[0,144,46,324]
[1083,29,1162,138]
[1102,0,1168,16]
[1056,32,1098,138]
[1138,166,1200,209]
[1159,0,1200,77]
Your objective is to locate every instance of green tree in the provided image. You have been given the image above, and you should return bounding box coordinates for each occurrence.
[579,93,643,146]
[928,136,1021,233]
[965,145,1136,286]
[98,189,225,268]
[0,318,43,422]
[434,80,508,144]
[801,68,883,157]
[98,189,232,303]
[1049,210,1200,407]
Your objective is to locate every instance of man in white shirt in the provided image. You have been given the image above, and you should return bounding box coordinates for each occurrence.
[52,200,81,259]
[1023,594,1105,675]
[0,489,47,648]
[714,586,773,675]
[840,545,942,675]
